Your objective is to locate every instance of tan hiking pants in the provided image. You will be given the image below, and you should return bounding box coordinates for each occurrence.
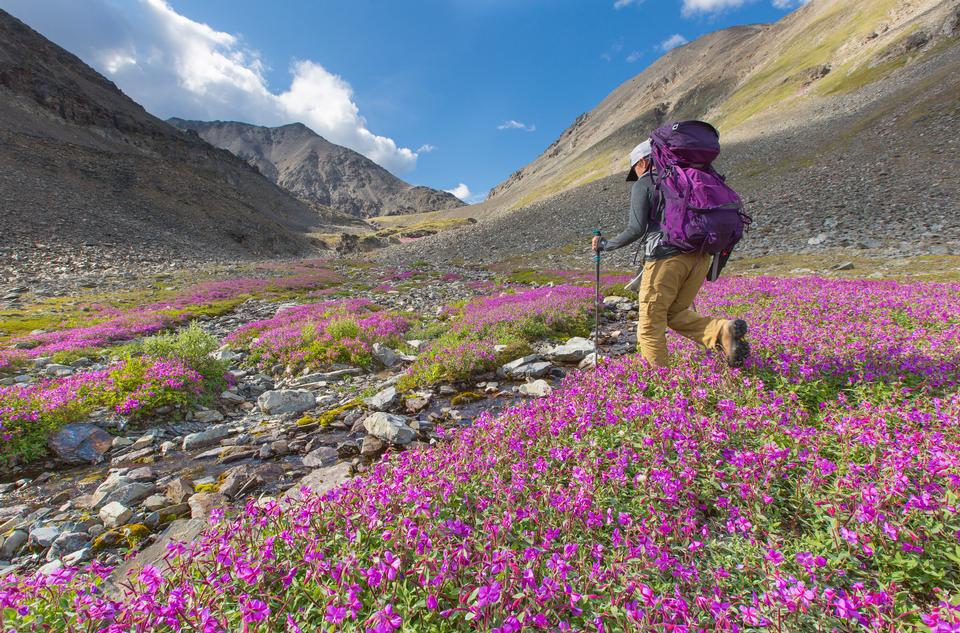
[636,252,726,367]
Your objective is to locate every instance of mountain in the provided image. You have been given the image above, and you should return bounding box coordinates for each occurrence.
[0,9,351,276]
[167,119,466,219]
[384,0,960,264]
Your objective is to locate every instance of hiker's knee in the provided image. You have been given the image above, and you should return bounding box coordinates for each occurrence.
[638,290,668,322]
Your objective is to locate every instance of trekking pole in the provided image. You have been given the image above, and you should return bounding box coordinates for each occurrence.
[593,227,602,364]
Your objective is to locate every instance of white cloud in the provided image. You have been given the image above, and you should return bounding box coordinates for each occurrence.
[626,51,643,63]
[0,0,417,173]
[681,0,749,16]
[613,0,644,8]
[445,183,471,201]
[444,184,487,204]
[772,0,810,9]
[659,34,689,51]
[417,144,437,153]
[497,119,536,132]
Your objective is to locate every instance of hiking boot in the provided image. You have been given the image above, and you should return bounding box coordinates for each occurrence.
[719,319,749,367]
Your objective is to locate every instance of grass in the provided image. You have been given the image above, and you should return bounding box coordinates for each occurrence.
[372,217,475,240]
[717,0,898,131]
[727,254,960,283]
[511,152,616,210]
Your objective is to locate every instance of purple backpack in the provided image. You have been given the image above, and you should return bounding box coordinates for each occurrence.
[649,121,751,255]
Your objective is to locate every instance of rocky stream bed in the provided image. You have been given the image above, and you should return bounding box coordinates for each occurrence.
[0,274,643,586]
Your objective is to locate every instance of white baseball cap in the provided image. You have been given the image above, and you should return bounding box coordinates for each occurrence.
[626,139,652,181]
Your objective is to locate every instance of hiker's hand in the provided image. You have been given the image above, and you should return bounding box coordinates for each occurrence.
[592,236,602,252]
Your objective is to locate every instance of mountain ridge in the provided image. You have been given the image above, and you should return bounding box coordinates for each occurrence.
[486,0,959,209]
[381,0,960,266]
[0,8,350,279]
[168,118,466,219]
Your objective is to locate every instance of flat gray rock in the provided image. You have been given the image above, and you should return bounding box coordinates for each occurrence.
[363,412,415,445]
[518,379,553,398]
[499,354,542,374]
[302,446,339,468]
[507,361,552,379]
[257,389,316,415]
[102,519,207,599]
[182,425,231,451]
[545,337,594,362]
[284,463,352,502]
[364,386,398,411]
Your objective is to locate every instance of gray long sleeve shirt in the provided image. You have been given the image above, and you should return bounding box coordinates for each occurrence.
[600,171,680,261]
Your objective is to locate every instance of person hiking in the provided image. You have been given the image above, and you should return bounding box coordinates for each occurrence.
[591,128,750,369]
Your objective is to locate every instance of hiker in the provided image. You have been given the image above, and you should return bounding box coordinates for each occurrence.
[591,123,750,368]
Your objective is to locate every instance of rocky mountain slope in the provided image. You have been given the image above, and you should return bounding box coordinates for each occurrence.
[0,10,347,279]
[168,119,465,219]
[383,0,960,265]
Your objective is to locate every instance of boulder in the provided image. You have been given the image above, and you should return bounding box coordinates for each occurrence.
[284,463,352,502]
[302,446,339,469]
[545,337,594,362]
[103,519,206,599]
[193,409,224,424]
[508,361,552,379]
[372,343,399,368]
[499,354,542,375]
[519,380,553,398]
[99,502,132,528]
[142,495,169,512]
[360,435,385,458]
[289,368,361,386]
[127,466,155,482]
[38,560,64,576]
[219,466,261,500]
[363,412,416,445]
[188,492,225,520]
[165,478,194,504]
[405,394,431,413]
[182,425,231,451]
[257,390,316,415]
[48,423,113,464]
[28,526,60,548]
[364,386,398,411]
[0,530,27,558]
[44,364,74,377]
[91,478,154,511]
[209,348,239,363]
[603,296,628,306]
[63,548,93,566]
[47,532,90,561]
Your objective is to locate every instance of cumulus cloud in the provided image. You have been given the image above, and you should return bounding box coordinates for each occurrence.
[626,51,644,63]
[0,0,417,173]
[417,144,438,153]
[444,183,487,204]
[497,120,536,132]
[659,34,689,51]
[445,183,471,201]
[681,0,749,16]
[613,0,644,8]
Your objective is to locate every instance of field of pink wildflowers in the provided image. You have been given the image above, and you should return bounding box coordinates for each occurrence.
[401,285,593,388]
[4,275,958,631]
[0,356,204,462]
[226,298,410,373]
[0,264,342,373]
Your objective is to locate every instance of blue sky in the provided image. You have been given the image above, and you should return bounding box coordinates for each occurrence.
[2,0,806,203]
